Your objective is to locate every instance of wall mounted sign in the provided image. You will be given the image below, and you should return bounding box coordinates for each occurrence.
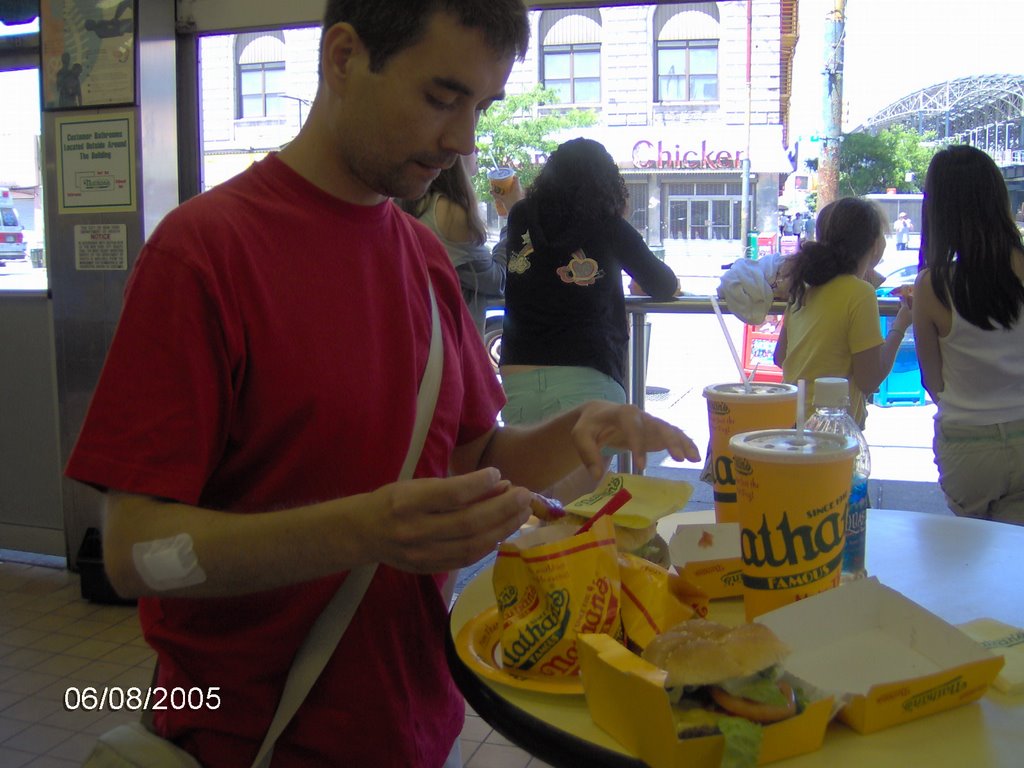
[41,0,136,109]
[56,112,136,213]
[74,223,128,270]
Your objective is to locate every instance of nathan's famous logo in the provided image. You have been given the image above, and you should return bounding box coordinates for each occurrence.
[902,676,968,712]
[979,630,1024,651]
[540,577,619,676]
[501,589,572,672]
[741,510,844,585]
[573,476,625,508]
[496,584,540,621]
[711,447,748,503]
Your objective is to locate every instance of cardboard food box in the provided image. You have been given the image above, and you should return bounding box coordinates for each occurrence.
[757,577,1006,734]
[577,633,834,768]
[668,521,744,599]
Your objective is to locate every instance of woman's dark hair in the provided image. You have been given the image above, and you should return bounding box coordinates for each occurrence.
[398,156,486,245]
[922,144,1024,330]
[527,138,628,239]
[783,197,886,308]
[323,0,529,72]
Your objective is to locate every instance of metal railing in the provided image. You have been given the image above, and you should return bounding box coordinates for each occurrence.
[620,294,905,471]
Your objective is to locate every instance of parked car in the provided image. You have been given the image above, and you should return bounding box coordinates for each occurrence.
[876,263,918,297]
[0,188,27,261]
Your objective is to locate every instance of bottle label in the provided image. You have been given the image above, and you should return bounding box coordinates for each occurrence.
[844,476,868,576]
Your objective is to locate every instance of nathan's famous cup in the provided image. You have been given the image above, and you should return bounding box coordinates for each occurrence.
[702,383,798,524]
[729,429,858,621]
[488,168,516,216]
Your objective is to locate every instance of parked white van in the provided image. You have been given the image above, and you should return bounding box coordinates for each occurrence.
[1,187,27,261]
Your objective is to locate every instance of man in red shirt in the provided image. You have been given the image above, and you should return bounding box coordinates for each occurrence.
[66,2,701,765]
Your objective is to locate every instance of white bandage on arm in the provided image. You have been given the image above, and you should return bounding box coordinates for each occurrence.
[132,533,208,591]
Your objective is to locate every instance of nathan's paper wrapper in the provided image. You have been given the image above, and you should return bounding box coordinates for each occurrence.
[957,618,1024,694]
[564,473,693,531]
[729,429,858,621]
[617,552,708,651]
[493,515,621,678]
[702,383,798,524]
[488,168,516,216]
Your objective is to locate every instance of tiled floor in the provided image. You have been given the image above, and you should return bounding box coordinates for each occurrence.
[0,554,552,767]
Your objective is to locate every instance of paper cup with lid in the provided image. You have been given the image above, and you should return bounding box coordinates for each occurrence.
[702,382,799,523]
[729,429,858,620]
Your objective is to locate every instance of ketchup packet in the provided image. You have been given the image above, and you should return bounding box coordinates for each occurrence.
[493,516,622,678]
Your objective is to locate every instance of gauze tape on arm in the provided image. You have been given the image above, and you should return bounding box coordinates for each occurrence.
[132,534,207,591]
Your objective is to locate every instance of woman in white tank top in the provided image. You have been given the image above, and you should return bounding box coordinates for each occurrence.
[913,145,1024,525]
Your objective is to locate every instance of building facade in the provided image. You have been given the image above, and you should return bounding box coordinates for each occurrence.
[198,2,798,247]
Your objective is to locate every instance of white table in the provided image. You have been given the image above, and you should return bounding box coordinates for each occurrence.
[447,508,1023,768]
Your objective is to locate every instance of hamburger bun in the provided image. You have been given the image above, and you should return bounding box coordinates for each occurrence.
[642,619,789,688]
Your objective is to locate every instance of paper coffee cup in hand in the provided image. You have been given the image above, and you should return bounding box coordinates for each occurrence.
[488,168,516,216]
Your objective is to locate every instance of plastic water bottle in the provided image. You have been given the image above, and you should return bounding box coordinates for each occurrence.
[803,377,870,581]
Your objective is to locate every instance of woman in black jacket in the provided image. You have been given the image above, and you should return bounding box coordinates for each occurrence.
[499,138,679,496]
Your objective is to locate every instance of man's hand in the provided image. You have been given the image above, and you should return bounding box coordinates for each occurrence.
[570,401,701,479]
[362,468,533,573]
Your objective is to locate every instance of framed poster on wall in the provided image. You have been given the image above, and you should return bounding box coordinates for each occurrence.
[40,0,136,110]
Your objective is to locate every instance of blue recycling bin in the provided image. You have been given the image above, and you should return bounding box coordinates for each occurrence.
[873,316,927,407]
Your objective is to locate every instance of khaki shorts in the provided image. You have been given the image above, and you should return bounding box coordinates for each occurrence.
[933,418,1024,525]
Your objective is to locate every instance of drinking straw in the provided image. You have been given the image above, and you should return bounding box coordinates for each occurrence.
[575,488,633,535]
[796,379,806,434]
[709,295,750,392]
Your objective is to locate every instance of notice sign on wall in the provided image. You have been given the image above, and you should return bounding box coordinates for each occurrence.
[57,113,136,213]
[74,224,128,271]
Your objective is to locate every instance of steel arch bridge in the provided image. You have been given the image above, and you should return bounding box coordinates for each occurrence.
[860,74,1024,163]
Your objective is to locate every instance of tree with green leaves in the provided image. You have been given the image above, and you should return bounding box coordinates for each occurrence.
[473,84,597,202]
[838,125,939,196]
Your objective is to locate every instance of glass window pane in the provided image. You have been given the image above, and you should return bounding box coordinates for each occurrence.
[690,47,718,75]
[263,65,286,92]
[544,52,570,80]
[574,79,601,103]
[690,76,718,101]
[0,67,45,292]
[574,50,601,78]
[658,74,684,101]
[657,48,686,76]
[265,94,286,116]
[545,80,571,104]
[240,69,262,95]
[241,94,264,117]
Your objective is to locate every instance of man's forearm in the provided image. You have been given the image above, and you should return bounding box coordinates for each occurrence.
[103,491,378,600]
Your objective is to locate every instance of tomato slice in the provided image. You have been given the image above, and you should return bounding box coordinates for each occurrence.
[709,681,797,724]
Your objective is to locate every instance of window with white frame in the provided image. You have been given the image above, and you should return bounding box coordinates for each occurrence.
[540,10,602,104]
[654,3,720,102]
[236,32,286,119]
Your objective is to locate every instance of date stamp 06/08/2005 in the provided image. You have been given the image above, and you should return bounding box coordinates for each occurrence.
[64,686,222,712]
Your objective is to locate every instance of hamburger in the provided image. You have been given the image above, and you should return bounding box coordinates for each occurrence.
[641,619,802,766]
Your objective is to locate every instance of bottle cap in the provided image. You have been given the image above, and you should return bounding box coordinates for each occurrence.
[813,377,851,408]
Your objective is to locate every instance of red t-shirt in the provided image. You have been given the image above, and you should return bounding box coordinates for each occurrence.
[66,155,505,767]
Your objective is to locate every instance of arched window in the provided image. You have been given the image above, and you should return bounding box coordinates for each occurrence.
[235,32,286,119]
[654,3,720,102]
[540,10,601,104]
